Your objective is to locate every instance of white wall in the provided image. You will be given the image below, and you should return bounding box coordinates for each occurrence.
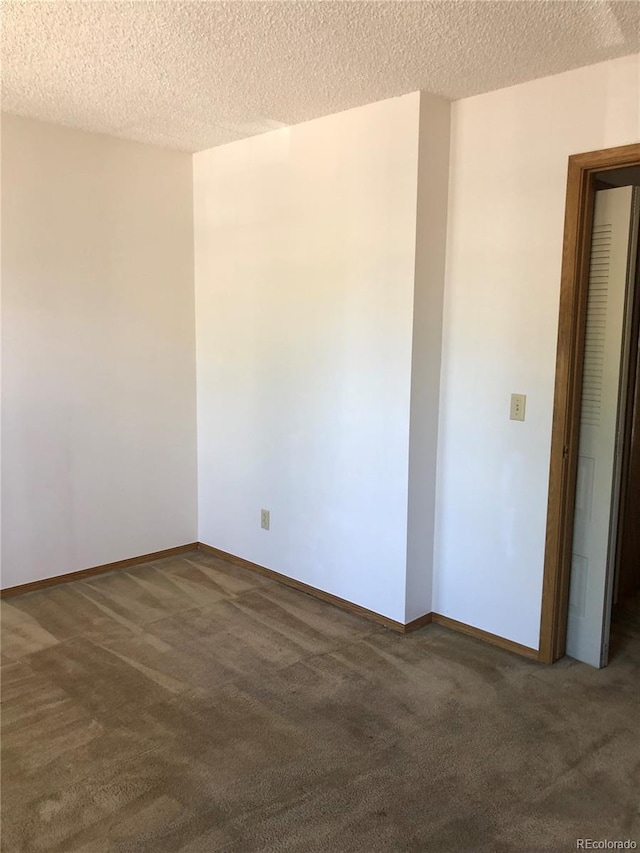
[1,114,197,587]
[434,55,640,649]
[405,92,451,621]
[194,94,421,622]
[5,54,637,641]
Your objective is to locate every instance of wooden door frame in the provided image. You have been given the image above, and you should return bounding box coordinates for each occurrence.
[539,142,640,665]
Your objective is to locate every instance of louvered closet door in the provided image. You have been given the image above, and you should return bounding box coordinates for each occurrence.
[566,186,633,667]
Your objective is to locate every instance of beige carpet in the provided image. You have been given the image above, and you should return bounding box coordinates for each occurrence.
[2,549,639,852]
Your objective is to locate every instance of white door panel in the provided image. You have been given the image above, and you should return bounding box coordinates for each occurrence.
[567,186,633,667]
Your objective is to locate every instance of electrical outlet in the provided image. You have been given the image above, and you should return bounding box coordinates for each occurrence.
[261,509,270,530]
[510,393,526,422]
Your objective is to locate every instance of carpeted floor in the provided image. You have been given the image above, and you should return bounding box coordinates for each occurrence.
[1,549,639,853]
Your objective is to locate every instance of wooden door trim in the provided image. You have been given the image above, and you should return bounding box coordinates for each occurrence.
[539,142,640,664]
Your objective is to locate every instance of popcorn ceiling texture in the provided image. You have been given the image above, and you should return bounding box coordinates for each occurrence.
[2,1,640,152]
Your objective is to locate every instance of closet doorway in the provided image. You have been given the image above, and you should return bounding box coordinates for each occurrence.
[539,143,640,666]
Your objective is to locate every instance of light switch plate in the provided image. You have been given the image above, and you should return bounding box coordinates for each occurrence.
[510,394,526,421]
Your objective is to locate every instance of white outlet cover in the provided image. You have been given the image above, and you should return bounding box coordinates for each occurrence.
[510,393,526,421]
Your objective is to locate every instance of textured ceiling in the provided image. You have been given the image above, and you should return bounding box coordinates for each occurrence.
[2,1,640,152]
